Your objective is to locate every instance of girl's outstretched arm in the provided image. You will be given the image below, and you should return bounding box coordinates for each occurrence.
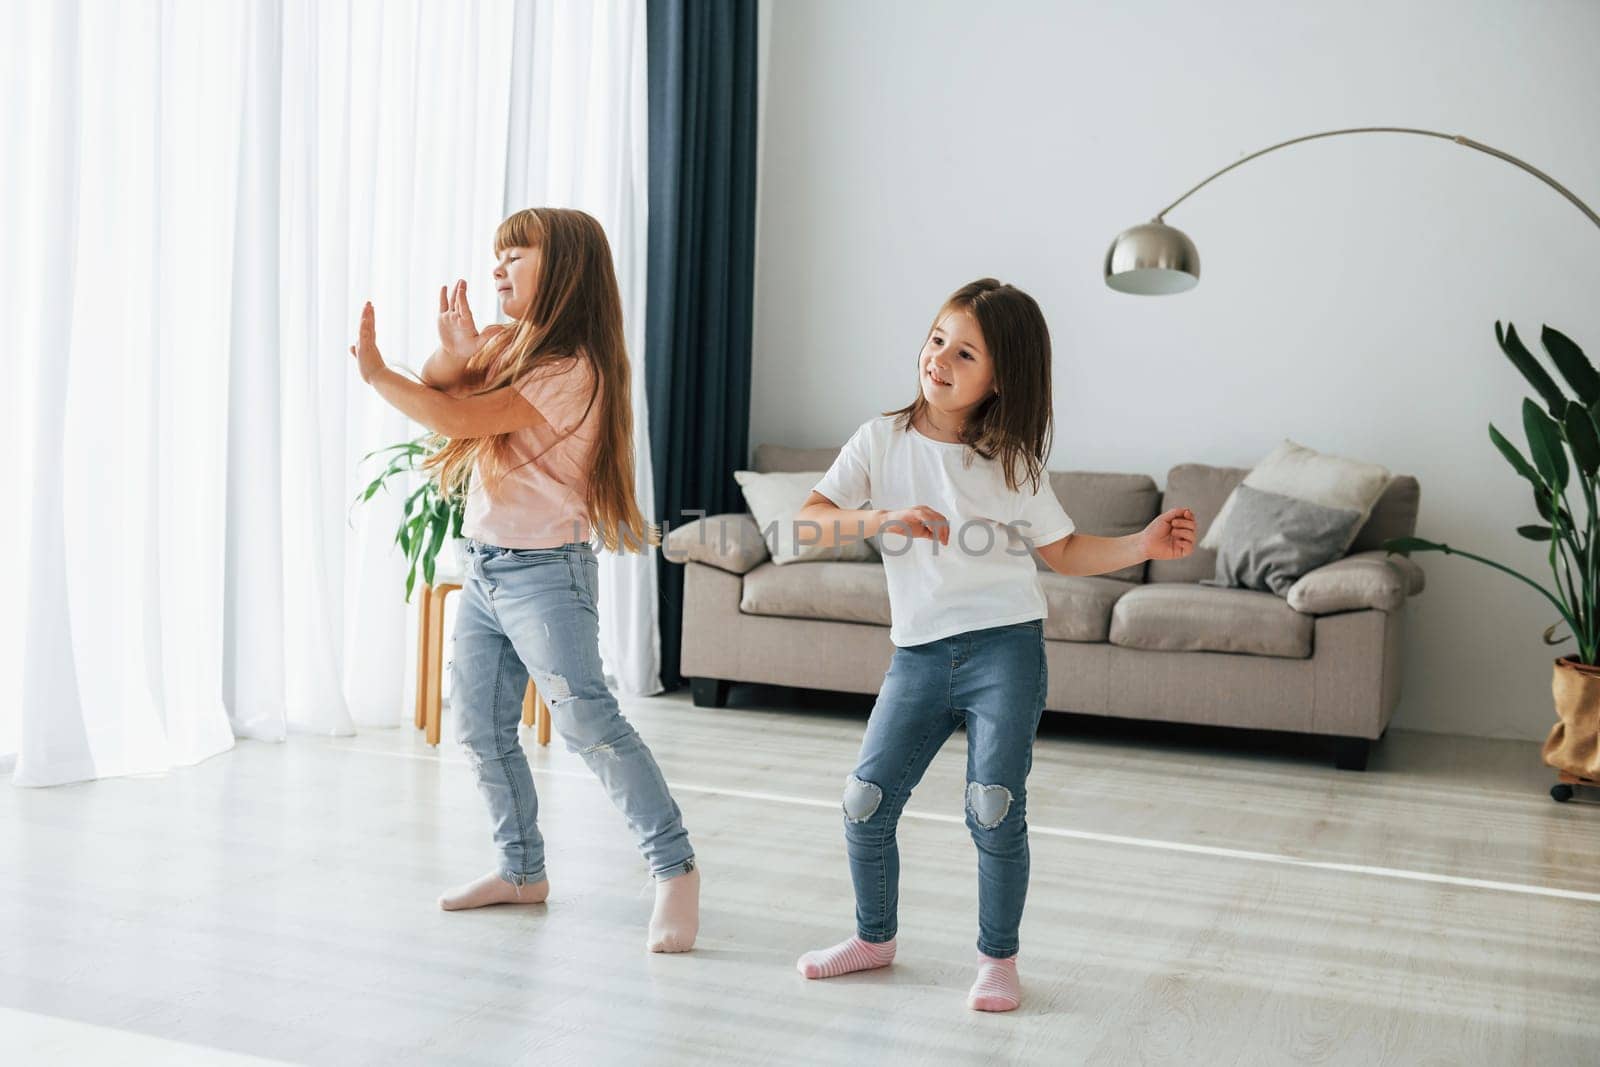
[352,302,547,438]
[1036,507,1196,576]
[796,491,950,548]
[419,346,475,395]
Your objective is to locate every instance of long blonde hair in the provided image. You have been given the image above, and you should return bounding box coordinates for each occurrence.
[426,207,656,551]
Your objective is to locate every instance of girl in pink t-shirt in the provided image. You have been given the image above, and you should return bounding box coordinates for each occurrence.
[349,207,698,953]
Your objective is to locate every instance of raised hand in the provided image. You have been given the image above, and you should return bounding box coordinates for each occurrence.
[881,505,951,545]
[437,279,486,357]
[349,302,385,383]
[1139,507,1197,561]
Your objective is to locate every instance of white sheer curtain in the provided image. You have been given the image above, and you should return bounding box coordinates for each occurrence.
[503,0,662,696]
[4,0,252,786]
[0,0,521,786]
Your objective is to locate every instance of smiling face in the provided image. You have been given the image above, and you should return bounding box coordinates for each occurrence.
[918,309,997,426]
[493,244,542,320]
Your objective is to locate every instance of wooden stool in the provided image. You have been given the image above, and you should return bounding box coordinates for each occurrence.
[414,582,550,747]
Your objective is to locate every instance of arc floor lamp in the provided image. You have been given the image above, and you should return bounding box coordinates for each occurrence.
[1104,126,1600,295]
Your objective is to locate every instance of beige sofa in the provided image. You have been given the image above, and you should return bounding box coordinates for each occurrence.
[665,444,1425,770]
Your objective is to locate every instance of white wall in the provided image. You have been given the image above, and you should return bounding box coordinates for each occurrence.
[751,0,1600,741]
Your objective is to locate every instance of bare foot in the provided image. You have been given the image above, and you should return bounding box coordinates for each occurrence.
[438,872,550,911]
[647,866,700,953]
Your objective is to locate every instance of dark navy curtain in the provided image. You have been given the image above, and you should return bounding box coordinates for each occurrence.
[646,0,759,689]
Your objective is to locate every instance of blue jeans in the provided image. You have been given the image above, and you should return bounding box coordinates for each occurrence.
[451,540,694,884]
[842,620,1046,959]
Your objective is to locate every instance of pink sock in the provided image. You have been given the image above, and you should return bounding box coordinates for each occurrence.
[796,935,896,979]
[968,953,1021,1012]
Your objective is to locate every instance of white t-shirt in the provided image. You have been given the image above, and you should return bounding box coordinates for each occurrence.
[813,415,1075,647]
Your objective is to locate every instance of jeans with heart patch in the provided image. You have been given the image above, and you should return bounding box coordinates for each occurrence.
[840,619,1046,958]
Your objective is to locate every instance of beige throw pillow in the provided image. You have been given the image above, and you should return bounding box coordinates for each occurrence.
[733,470,879,566]
[1200,440,1391,555]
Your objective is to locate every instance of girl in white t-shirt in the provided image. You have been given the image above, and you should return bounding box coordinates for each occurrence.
[793,278,1196,1012]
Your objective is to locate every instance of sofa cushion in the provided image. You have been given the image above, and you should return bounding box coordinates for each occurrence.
[740,560,892,627]
[756,443,841,474]
[1349,475,1422,552]
[1109,583,1314,659]
[733,470,878,564]
[663,513,770,574]
[1200,440,1391,557]
[1203,485,1363,596]
[1286,549,1426,615]
[739,561,1135,643]
[1148,464,1248,583]
[1152,462,1421,584]
[1041,471,1160,582]
[1038,573,1140,642]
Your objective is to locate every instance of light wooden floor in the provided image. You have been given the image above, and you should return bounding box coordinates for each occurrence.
[2,688,1598,1066]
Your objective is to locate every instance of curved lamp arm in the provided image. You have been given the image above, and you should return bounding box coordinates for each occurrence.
[1106,126,1600,295]
[1156,126,1600,230]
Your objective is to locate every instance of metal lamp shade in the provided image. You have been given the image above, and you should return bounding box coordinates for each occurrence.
[1104,221,1200,295]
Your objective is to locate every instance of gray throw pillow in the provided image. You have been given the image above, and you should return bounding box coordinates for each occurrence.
[1202,484,1362,596]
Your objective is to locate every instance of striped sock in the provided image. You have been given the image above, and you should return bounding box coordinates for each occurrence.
[967,953,1021,1012]
[796,935,897,979]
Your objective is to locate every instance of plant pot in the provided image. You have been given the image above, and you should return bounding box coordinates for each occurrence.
[1541,656,1600,779]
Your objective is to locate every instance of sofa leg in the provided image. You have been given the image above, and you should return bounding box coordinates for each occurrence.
[1332,737,1371,772]
[690,677,731,709]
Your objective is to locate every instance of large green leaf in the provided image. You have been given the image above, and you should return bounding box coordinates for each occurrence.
[421,503,449,586]
[1542,326,1600,406]
[1523,398,1569,491]
[1489,423,1544,487]
[1562,400,1600,477]
[1382,536,1444,556]
[407,516,428,562]
[1531,487,1574,529]
[1384,534,1579,641]
[1498,322,1568,416]
[357,432,452,602]
[1518,524,1554,541]
[362,439,428,464]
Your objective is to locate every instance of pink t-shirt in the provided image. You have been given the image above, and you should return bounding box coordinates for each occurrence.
[460,353,601,549]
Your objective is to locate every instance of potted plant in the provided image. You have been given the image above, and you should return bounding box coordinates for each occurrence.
[1385,324,1599,800]
[356,433,466,601]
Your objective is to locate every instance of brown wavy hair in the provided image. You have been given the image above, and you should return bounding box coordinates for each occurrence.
[425,207,656,551]
[886,278,1054,493]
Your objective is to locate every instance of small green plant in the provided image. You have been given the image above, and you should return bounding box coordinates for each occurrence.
[356,434,465,601]
[1386,324,1599,665]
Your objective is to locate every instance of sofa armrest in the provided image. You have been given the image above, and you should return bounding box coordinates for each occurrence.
[1287,550,1426,616]
[663,513,770,575]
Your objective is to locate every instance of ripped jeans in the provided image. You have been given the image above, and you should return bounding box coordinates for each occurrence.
[842,619,1046,958]
[451,540,694,885]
